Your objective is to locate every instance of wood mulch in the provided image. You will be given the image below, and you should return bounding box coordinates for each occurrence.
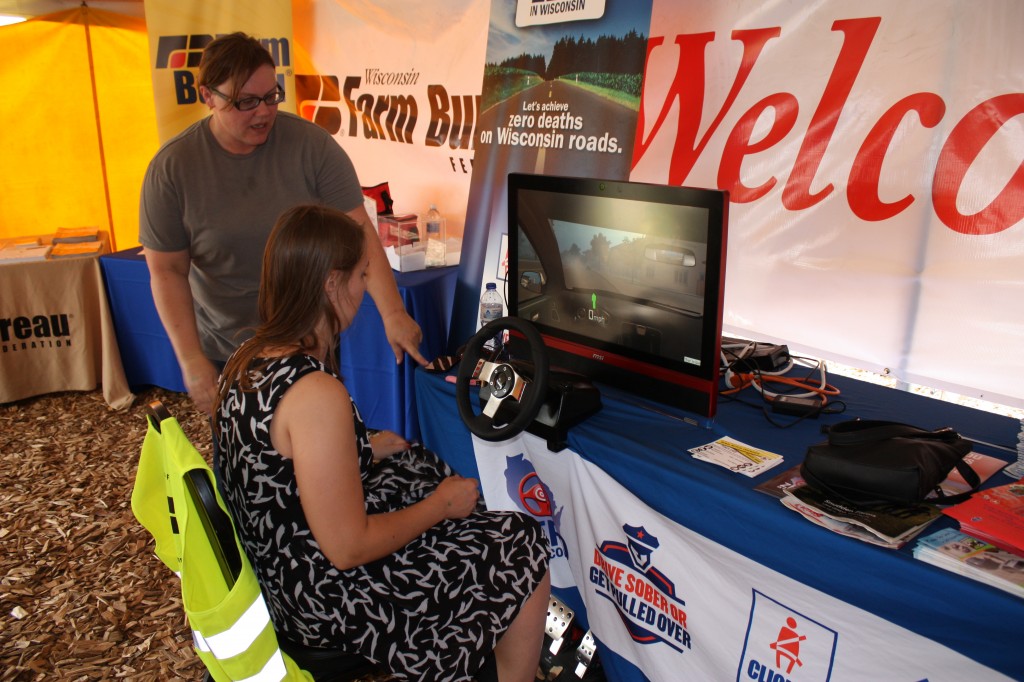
[0,387,397,681]
[1,387,209,680]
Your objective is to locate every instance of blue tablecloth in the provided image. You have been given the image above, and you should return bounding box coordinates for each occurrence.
[100,247,457,440]
[338,266,457,440]
[99,247,185,393]
[415,366,1024,681]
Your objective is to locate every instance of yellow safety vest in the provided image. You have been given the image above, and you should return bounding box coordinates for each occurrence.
[131,409,312,682]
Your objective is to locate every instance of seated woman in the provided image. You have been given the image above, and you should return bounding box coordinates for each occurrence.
[215,204,551,682]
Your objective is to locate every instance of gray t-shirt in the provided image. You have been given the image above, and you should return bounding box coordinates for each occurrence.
[139,112,364,361]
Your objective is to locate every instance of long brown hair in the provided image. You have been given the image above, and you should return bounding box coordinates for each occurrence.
[219,204,366,400]
[198,32,276,102]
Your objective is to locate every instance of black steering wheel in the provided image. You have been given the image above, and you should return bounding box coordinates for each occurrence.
[456,316,549,441]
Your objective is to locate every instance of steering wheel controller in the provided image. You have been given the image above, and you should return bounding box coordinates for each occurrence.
[456,317,550,441]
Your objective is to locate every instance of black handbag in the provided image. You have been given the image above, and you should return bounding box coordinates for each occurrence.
[800,420,981,506]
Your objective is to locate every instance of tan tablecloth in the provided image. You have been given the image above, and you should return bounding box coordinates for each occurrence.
[0,234,133,409]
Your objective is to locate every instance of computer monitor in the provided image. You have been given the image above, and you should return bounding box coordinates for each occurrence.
[507,172,729,418]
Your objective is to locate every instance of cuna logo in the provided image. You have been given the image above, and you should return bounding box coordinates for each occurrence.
[153,34,292,106]
[1,314,72,350]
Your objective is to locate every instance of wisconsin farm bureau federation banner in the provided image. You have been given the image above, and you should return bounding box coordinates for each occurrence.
[470,433,1013,682]
[458,0,1024,407]
[143,0,295,142]
[144,0,488,241]
[290,0,490,242]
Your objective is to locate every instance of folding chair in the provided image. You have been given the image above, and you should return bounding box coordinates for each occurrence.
[131,400,386,682]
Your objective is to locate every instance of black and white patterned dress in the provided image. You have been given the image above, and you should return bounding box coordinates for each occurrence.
[216,354,549,682]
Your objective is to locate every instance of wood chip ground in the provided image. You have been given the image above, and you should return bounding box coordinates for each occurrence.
[0,387,393,681]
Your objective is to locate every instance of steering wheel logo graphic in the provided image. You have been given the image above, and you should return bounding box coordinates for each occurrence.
[518,472,552,517]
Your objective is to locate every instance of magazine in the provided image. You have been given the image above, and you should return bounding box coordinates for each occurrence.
[755,464,806,500]
[782,484,942,549]
[914,527,1024,598]
[929,451,1007,498]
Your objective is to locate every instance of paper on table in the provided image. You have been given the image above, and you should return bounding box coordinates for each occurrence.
[688,436,785,477]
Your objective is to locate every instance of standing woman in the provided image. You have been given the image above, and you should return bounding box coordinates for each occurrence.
[216,205,551,682]
[140,32,425,417]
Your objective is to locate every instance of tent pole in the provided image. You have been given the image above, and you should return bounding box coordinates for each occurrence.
[82,2,118,251]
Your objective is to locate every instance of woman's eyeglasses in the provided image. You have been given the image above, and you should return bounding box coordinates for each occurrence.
[209,84,285,111]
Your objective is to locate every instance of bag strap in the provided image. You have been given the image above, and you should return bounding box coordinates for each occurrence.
[826,419,961,446]
[928,458,983,505]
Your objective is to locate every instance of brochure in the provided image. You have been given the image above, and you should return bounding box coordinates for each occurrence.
[688,436,784,478]
[914,527,1024,598]
[49,241,104,259]
[52,226,100,243]
[943,478,1024,556]
[0,243,51,263]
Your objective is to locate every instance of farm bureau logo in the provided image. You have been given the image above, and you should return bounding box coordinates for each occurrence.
[152,34,291,106]
[503,454,569,562]
[1,313,72,353]
[739,590,838,681]
[591,524,690,653]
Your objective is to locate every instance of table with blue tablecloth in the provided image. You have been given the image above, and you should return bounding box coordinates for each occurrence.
[414,366,1023,681]
[100,247,456,440]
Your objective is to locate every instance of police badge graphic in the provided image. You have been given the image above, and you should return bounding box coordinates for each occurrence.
[591,524,691,653]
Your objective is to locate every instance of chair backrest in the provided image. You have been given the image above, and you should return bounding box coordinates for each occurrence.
[132,400,313,682]
[145,400,243,586]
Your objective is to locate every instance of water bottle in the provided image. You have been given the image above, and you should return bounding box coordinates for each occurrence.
[479,282,504,328]
[424,204,446,267]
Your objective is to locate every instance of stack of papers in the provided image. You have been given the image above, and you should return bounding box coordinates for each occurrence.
[0,243,51,263]
[780,484,942,549]
[688,436,784,478]
[943,478,1024,556]
[914,527,1024,598]
[52,226,100,243]
[49,241,103,259]
[1005,419,1024,479]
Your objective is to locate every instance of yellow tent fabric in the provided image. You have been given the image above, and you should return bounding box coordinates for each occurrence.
[1,7,157,252]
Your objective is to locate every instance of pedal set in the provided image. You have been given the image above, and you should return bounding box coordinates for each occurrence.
[537,597,605,681]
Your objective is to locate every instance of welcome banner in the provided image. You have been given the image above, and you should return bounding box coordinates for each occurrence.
[143,0,295,142]
[471,432,1014,681]
[629,0,1024,406]
[458,0,1024,407]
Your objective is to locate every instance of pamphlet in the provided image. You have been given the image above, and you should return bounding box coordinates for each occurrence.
[52,226,100,243]
[688,436,784,478]
[49,241,104,259]
[782,484,942,549]
[0,244,51,263]
[943,478,1024,556]
[914,527,1024,598]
